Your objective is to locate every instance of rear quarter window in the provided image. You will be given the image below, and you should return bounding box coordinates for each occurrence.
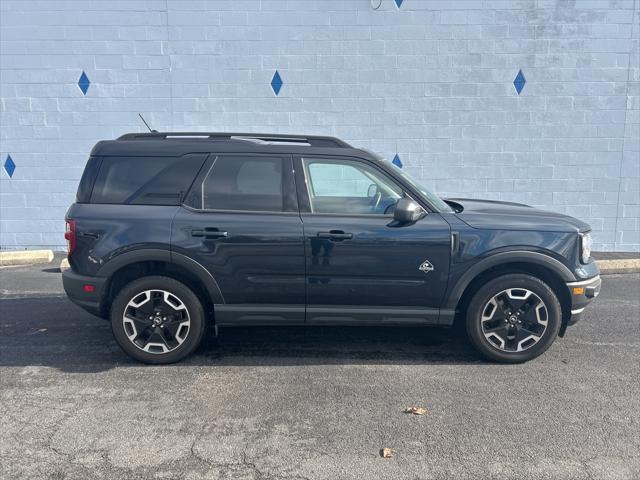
[90,154,207,205]
[76,156,102,203]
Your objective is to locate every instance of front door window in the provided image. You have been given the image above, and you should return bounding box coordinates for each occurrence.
[302,158,402,216]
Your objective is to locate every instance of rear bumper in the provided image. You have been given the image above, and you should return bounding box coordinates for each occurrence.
[565,275,601,326]
[62,268,108,318]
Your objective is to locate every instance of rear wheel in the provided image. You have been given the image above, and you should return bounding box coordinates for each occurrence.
[111,276,206,364]
[465,274,561,363]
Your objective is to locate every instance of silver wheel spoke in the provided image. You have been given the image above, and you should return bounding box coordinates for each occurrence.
[123,289,190,355]
[481,287,548,353]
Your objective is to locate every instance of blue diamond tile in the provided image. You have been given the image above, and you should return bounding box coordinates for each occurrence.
[4,155,16,178]
[271,70,283,96]
[271,70,284,95]
[513,69,526,95]
[78,70,90,95]
[392,154,403,168]
[394,0,404,7]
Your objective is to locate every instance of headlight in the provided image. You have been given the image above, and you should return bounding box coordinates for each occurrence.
[580,232,592,263]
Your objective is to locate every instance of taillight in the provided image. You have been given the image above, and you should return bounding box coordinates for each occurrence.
[65,219,76,256]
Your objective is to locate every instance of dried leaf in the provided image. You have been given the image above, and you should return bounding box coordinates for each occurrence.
[380,447,394,458]
[404,406,427,415]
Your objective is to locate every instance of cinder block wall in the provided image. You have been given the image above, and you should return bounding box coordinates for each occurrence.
[1,0,638,251]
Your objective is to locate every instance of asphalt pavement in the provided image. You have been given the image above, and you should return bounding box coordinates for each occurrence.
[1,262,639,480]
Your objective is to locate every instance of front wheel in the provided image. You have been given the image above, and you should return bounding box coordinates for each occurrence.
[111,276,206,364]
[466,274,562,363]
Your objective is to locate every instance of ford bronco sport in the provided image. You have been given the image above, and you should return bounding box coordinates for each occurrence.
[63,132,601,364]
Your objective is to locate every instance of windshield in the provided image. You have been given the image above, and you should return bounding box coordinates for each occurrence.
[360,149,453,212]
[394,166,453,213]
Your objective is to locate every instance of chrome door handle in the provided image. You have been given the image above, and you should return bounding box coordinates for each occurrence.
[317,231,353,240]
[191,228,228,239]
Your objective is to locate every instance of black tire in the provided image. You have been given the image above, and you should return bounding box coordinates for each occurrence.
[110,276,206,364]
[465,274,561,363]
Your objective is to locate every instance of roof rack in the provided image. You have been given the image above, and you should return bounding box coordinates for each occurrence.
[116,132,352,148]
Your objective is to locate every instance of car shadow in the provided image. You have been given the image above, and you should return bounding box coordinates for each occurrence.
[0,296,486,373]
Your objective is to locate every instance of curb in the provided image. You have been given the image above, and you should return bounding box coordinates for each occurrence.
[0,249,54,267]
[596,259,640,275]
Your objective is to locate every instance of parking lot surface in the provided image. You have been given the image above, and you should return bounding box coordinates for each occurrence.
[1,262,639,480]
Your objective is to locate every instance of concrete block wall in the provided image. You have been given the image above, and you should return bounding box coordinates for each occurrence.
[1,0,638,251]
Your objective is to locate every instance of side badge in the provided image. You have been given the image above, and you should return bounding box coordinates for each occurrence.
[419,260,434,274]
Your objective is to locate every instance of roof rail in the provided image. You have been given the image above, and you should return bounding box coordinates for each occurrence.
[116,132,352,148]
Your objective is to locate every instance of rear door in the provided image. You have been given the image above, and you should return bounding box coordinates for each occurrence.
[171,154,306,324]
[295,156,451,325]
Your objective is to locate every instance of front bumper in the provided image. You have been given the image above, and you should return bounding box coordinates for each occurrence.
[62,268,108,318]
[565,275,602,326]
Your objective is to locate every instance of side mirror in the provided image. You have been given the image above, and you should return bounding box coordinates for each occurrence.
[393,196,426,223]
[367,183,379,198]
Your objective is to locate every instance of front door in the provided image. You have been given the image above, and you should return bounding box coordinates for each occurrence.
[295,156,451,325]
[172,154,305,324]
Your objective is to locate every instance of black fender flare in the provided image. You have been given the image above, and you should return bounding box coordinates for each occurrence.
[442,250,576,312]
[171,252,225,304]
[97,248,225,304]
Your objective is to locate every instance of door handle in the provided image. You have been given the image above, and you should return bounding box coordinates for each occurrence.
[191,228,228,239]
[317,230,353,240]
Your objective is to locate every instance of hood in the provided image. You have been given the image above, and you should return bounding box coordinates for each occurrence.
[445,198,590,233]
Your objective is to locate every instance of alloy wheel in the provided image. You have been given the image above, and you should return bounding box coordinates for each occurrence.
[480,288,548,352]
[122,289,191,354]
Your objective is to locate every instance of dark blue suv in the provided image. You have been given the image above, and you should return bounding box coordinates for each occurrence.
[63,132,601,364]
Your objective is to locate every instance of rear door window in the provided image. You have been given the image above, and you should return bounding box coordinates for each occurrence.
[90,154,207,205]
[199,156,285,212]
